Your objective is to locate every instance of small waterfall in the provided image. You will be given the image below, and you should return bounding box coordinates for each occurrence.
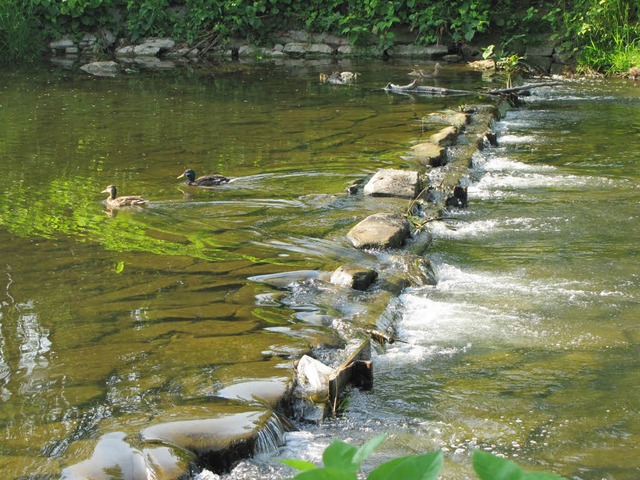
[254,413,288,455]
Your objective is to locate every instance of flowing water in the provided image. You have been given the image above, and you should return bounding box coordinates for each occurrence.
[0,60,638,479]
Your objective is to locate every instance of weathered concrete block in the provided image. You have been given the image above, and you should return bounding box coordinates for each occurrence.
[363,169,420,198]
[347,213,411,249]
[330,265,378,291]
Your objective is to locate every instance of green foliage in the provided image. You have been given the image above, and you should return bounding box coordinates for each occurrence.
[282,436,566,480]
[543,0,640,73]
[472,450,565,480]
[0,0,45,63]
[31,0,120,38]
[5,0,640,74]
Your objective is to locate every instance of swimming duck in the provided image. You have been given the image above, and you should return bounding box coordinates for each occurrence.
[177,168,230,187]
[101,185,147,208]
[339,71,360,82]
[408,63,442,77]
[320,71,360,85]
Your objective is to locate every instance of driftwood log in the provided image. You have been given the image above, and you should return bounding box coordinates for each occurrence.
[384,80,562,97]
[384,80,472,95]
[486,82,563,95]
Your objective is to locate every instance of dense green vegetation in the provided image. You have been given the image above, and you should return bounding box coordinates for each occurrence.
[0,0,638,73]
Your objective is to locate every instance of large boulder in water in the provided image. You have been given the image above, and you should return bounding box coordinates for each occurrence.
[347,213,411,249]
[363,169,420,198]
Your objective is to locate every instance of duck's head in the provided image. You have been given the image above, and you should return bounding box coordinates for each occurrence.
[101,185,117,198]
[177,169,196,182]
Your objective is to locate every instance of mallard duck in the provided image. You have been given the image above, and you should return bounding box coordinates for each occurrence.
[340,71,360,82]
[177,169,230,187]
[408,63,442,77]
[101,185,147,208]
[320,71,360,85]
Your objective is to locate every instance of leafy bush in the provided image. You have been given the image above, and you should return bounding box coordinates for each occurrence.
[543,0,640,73]
[281,435,566,480]
[5,0,640,74]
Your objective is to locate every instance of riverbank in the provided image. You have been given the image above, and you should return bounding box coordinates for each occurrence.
[48,28,571,81]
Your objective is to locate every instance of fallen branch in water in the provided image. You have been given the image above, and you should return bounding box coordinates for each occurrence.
[384,80,563,97]
[384,80,473,95]
[486,81,563,95]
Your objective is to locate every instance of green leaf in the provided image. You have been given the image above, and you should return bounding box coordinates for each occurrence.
[292,467,358,480]
[473,450,523,480]
[115,261,125,274]
[368,451,443,480]
[280,459,319,471]
[323,439,359,472]
[352,434,386,466]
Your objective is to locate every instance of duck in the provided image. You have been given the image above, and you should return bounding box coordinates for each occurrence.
[408,63,442,77]
[320,71,360,85]
[339,71,360,82]
[177,168,231,187]
[101,185,148,208]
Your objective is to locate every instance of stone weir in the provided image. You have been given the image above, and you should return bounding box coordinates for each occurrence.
[60,89,515,479]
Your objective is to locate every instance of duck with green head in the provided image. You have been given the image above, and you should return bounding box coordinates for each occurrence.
[101,185,148,208]
[177,169,231,187]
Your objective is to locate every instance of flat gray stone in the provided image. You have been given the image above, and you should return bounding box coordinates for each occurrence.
[307,43,334,55]
[283,42,308,54]
[363,169,420,198]
[388,44,448,58]
[50,37,74,50]
[80,61,118,77]
[347,213,410,249]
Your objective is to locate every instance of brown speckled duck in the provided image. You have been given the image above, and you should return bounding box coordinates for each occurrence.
[177,169,230,187]
[101,185,148,208]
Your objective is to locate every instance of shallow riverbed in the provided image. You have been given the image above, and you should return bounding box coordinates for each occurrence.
[0,59,638,479]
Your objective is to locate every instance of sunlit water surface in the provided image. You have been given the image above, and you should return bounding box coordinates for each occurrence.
[0,62,638,479]
[210,79,640,480]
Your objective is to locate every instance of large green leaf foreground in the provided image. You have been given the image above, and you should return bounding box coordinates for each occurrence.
[281,435,566,479]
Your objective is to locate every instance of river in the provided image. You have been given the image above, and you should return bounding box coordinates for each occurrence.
[0,60,638,479]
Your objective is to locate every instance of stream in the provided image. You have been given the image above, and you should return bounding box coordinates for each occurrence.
[0,60,638,479]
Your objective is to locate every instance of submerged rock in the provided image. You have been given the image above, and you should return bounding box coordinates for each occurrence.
[61,431,195,480]
[141,409,277,474]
